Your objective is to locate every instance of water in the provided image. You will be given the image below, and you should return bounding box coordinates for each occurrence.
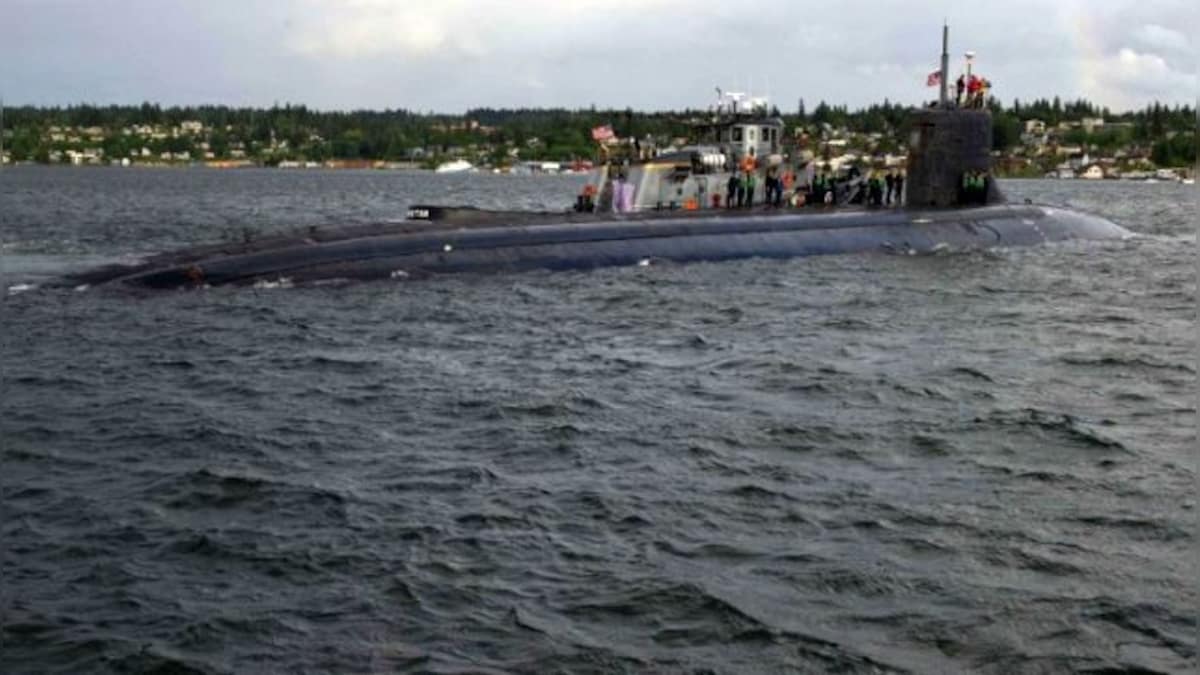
[1,167,1195,674]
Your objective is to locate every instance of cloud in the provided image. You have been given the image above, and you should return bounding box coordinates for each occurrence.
[1,0,1195,110]
[287,2,464,59]
[1132,24,1191,54]
[286,0,681,60]
[853,63,907,78]
[1103,48,1197,100]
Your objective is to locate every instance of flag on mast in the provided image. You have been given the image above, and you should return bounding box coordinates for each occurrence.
[926,70,942,87]
[591,125,615,142]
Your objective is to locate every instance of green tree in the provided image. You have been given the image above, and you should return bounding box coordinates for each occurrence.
[992,111,1021,151]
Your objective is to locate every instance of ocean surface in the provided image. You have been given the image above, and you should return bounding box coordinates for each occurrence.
[1,167,1195,674]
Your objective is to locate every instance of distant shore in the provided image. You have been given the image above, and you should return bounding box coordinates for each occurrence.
[1,161,1193,183]
[2,98,1194,181]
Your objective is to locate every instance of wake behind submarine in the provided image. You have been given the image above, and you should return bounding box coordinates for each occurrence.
[62,30,1129,291]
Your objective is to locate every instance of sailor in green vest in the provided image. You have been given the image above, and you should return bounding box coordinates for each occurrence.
[744,169,757,208]
[869,172,884,206]
[960,171,988,204]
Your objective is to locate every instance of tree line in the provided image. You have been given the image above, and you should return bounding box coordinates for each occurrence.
[2,99,1194,167]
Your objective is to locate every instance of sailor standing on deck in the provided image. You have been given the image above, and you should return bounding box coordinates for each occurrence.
[765,164,780,208]
[740,150,757,208]
[967,74,982,108]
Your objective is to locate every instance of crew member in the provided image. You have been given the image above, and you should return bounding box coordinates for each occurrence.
[726,172,739,209]
[884,171,896,205]
[580,183,598,212]
[894,171,905,205]
[740,150,757,208]
[765,165,780,208]
[967,74,982,108]
[740,150,757,175]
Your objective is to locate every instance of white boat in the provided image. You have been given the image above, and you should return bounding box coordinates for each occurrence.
[435,159,476,174]
[1182,178,1195,185]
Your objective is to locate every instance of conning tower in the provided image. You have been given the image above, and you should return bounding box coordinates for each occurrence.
[905,25,1003,207]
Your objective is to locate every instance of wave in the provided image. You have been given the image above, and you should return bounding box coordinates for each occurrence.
[975,407,1133,453]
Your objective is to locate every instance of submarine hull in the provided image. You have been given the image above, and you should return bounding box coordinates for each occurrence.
[76,205,1129,289]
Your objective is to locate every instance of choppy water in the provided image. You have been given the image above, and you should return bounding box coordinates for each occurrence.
[1,167,1195,674]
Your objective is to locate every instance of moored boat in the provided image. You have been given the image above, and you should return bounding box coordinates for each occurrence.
[434,159,476,174]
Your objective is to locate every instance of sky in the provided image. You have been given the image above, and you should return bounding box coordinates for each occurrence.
[2,0,1196,113]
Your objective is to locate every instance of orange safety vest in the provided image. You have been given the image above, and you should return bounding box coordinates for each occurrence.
[740,156,756,173]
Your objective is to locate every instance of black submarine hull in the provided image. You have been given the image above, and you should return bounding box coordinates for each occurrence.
[70,204,1129,289]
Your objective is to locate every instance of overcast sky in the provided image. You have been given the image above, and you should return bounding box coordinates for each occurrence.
[2,0,1195,112]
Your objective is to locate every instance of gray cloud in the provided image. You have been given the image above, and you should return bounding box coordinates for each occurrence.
[2,0,1194,111]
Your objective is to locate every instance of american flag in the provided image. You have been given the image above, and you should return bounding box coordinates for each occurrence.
[926,70,942,87]
[591,125,615,142]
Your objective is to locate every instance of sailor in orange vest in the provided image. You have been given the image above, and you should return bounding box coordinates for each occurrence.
[740,151,758,208]
[577,183,598,212]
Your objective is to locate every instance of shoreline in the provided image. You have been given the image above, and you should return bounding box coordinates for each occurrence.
[0,162,1192,183]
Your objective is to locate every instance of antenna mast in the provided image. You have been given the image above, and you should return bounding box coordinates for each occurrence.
[939,23,950,108]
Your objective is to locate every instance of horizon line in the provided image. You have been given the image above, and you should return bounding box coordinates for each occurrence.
[2,97,1195,117]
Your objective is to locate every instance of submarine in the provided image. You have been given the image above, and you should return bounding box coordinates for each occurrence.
[60,28,1129,291]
